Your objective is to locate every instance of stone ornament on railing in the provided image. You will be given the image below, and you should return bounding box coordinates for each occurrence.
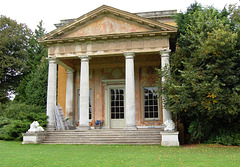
[27,121,44,133]
[163,119,175,131]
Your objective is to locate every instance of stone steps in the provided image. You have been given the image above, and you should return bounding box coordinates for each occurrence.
[41,129,162,145]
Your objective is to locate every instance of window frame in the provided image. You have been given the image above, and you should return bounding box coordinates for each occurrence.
[142,86,160,121]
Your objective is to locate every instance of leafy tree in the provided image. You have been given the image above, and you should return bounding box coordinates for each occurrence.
[158,5,240,145]
[0,16,31,103]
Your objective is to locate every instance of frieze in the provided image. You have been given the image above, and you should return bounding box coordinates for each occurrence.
[48,36,169,57]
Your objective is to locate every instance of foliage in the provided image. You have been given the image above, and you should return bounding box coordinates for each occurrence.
[158,4,240,145]
[24,57,48,108]
[0,102,47,141]
[15,21,48,105]
[208,124,240,146]
[0,16,31,103]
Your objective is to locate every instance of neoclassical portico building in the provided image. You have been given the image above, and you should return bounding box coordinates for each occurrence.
[39,5,177,130]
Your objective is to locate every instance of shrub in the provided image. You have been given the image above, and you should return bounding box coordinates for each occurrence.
[207,123,240,146]
[0,102,47,141]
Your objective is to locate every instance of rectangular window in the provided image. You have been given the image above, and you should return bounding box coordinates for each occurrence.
[144,87,159,119]
[89,89,92,120]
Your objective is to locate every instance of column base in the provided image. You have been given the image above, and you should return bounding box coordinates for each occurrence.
[160,131,179,146]
[46,124,55,131]
[76,126,90,131]
[124,125,137,130]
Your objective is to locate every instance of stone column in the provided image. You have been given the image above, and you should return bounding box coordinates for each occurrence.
[77,56,90,131]
[124,52,137,130]
[46,57,58,131]
[160,48,172,123]
[65,69,75,127]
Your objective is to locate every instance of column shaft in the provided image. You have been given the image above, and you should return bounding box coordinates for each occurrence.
[46,57,58,131]
[77,56,90,130]
[124,52,137,130]
[160,49,172,123]
[65,69,75,127]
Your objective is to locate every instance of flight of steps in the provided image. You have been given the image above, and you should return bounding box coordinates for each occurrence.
[41,129,162,145]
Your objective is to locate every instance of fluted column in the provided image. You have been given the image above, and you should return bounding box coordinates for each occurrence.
[77,55,90,131]
[65,69,75,127]
[160,48,172,123]
[124,52,137,130]
[46,57,58,131]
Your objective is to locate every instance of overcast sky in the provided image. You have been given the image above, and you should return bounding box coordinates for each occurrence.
[1,0,240,32]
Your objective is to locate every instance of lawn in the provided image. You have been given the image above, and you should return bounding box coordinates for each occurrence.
[0,140,239,167]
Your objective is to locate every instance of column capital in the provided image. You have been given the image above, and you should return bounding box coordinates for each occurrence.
[78,55,91,62]
[46,57,59,63]
[123,52,135,59]
[66,69,75,73]
[160,48,171,57]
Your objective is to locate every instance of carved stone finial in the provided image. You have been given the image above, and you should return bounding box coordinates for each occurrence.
[163,119,175,131]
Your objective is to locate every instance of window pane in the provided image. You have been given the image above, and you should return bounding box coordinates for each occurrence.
[150,112,153,118]
[120,95,124,100]
[145,112,149,118]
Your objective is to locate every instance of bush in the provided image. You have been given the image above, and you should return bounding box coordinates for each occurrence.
[207,124,240,146]
[0,102,47,141]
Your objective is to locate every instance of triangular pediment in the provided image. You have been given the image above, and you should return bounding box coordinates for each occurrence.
[63,16,151,38]
[39,5,177,42]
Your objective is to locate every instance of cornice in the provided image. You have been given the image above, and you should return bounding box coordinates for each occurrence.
[40,31,176,46]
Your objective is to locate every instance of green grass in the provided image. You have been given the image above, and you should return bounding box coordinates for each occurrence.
[0,141,239,167]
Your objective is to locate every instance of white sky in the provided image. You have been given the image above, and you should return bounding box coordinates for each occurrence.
[1,0,240,32]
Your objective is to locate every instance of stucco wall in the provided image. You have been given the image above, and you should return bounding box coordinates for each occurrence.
[57,65,67,115]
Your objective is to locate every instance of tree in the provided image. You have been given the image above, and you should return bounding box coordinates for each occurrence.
[0,16,31,103]
[24,57,48,109]
[158,5,240,145]
[15,21,47,104]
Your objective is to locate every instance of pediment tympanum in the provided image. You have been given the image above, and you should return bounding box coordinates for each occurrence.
[63,16,150,38]
[39,5,177,43]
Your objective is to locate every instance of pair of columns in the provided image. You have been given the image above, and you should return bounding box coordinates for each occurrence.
[77,53,137,130]
[46,49,172,131]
